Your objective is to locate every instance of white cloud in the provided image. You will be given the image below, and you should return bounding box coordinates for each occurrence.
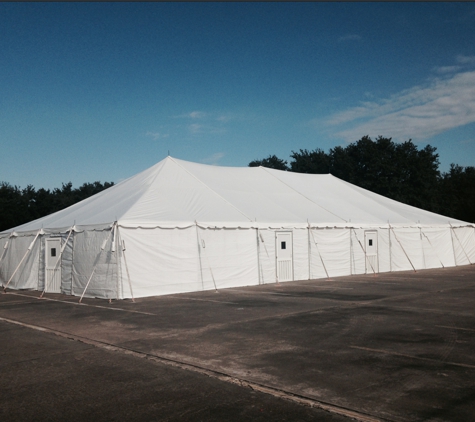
[456,55,475,64]
[189,111,206,119]
[325,70,475,143]
[146,131,168,140]
[433,65,462,74]
[201,152,225,165]
[189,123,203,134]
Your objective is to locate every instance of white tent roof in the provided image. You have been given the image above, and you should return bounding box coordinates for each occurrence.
[5,156,470,233]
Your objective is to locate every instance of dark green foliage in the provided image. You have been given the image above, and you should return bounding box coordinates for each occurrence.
[438,164,475,223]
[250,136,474,223]
[0,181,114,232]
[249,155,289,171]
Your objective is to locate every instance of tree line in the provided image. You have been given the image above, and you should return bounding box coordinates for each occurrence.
[0,181,114,232]
[249,136,475,224]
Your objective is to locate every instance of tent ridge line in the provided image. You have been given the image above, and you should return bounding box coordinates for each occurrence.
[259,167,347,223]
[168,156,253,222]
[335,176,442,225]
[117,159,170,222]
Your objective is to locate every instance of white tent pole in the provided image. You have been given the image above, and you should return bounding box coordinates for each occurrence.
[419,227,426,269]
[449,224,473,265]
[388,226,392,272]
[0,237,11,267]
[307,224,311,279]
[195,222,205,290]
[196,223,218,292]
[309,228,330,279]
[420,229,445,268]
[0,238,10,285]
[256,229,261,285]
[3,230,42,292]
[351,228,376,275]
[349,228,353,275]
[117,228,135,302]
[79,225,115,303]
[389,224,416,272]
[259,231,270,258]
[40,227,74,298]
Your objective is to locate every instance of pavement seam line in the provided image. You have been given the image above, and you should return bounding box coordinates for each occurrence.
[436,325,475,332]
[350,346,475,369]
[0,315,385,422]
[4,292,157,315]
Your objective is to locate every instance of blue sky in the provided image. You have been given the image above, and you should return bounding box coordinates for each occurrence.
[1,2,475,189]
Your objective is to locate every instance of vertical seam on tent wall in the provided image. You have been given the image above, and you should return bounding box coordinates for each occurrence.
[259,167,347,223]
[169,157,254,222]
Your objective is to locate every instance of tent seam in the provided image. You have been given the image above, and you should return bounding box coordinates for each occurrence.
[168,157,254,222]
[259,167,347,223]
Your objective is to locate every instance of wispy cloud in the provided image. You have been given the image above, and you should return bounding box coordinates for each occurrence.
[325,68,475,143]
[189,111,206,119]
[173,110,207,119]
[456,55,475,64]
[175,110,232,135]
[201,152,225,165]
[146,131,169,140]
[338,34,362,42]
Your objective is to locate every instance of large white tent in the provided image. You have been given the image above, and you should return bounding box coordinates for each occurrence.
[1,156,474,300]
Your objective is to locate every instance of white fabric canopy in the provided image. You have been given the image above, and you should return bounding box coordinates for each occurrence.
[1,157,473,300]
[5,156,468,233]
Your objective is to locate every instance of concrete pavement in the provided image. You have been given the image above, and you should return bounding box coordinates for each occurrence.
[1,265,475,421]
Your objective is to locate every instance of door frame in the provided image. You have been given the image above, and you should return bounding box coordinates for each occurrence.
[275,231,294,282]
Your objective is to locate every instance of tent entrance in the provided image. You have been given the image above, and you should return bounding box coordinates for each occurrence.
[276,231,293,282]
[364,231,379,274]
[45,238,61,293]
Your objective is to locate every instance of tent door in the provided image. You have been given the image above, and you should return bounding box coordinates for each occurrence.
[45,238,62,293]
[364,231,379,274]
[276,232,293,282]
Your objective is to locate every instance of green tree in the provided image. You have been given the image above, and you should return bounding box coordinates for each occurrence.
[289,148,330,173]
[249,155,289,170]
[438,164,475,223]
